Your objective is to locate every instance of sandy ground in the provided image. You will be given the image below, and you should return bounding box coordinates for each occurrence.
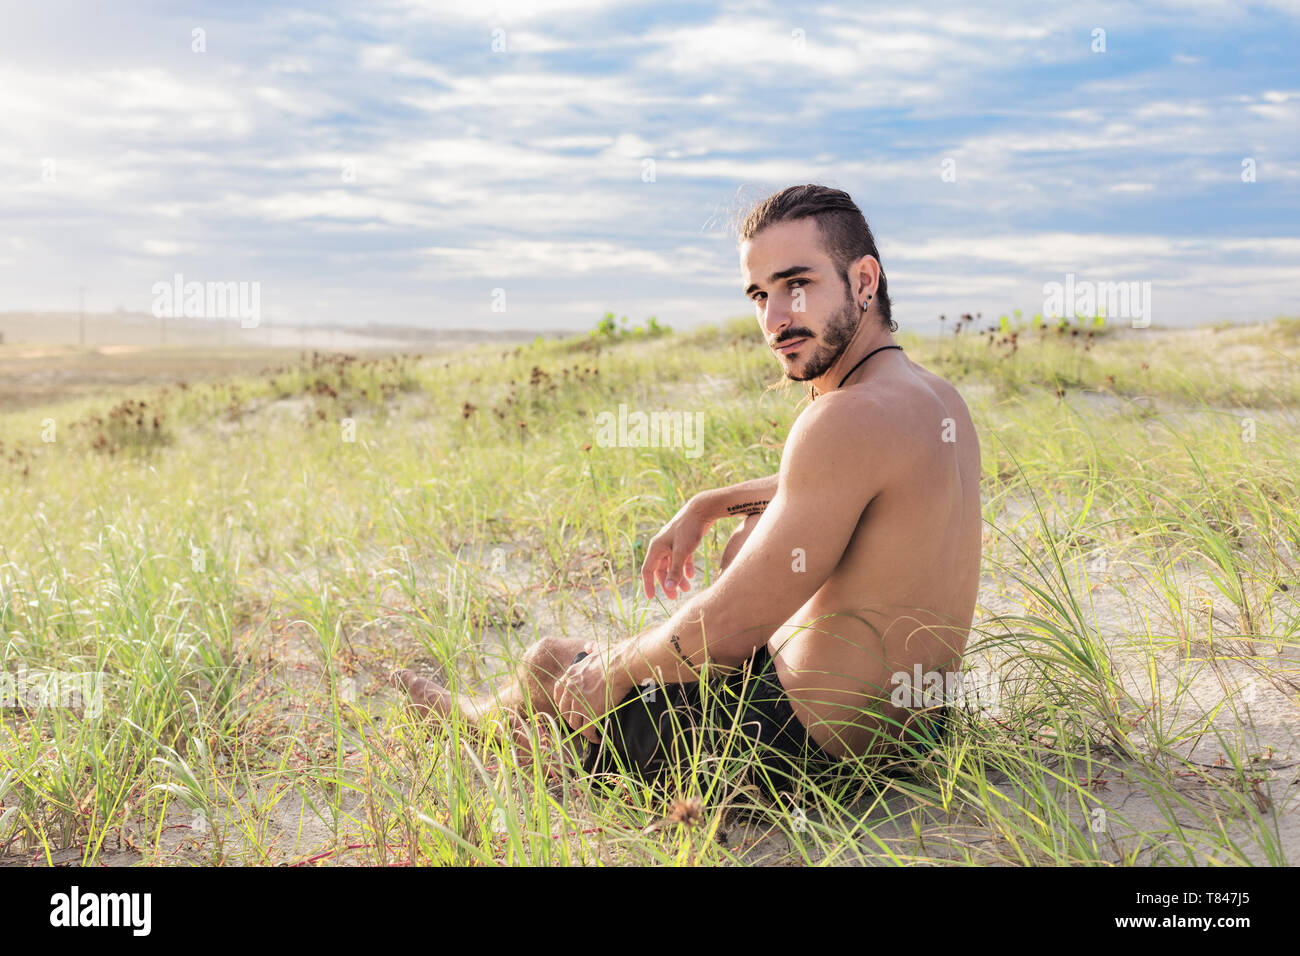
[127,386,1297,866]
[3,339,1296,865]
[166,522,1290,866]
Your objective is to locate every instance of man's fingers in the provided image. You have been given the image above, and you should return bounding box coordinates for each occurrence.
[557,684,585,731]
[642,538,674,598]
[666,546,693,596]
[556,680,602,743]
[641,550,665,598]
[566,709,600,745]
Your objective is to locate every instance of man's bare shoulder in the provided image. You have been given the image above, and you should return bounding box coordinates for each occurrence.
[869,359,972,427]
[779,387,899,486]
[789,385,894,447]
[793,361,973,463]
[906,360,970,409]
[806,369,941,437]
[776,392,889,506]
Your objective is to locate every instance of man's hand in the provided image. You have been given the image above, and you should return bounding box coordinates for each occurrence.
[554,643,633,744]
[641,496,713,600]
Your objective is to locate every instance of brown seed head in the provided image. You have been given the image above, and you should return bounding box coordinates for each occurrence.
[667,796,703,827]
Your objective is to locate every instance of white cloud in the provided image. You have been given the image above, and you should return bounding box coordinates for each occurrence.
[888,233,1300,272]
[416,238,730,279]
[372,0,615,24]
[141,240,191,256]
[0,0,1294,330]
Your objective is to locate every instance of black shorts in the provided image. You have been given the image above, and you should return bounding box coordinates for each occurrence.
[574,646,952,793]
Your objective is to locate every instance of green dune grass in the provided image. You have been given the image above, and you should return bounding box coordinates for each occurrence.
[1,316,1297,865]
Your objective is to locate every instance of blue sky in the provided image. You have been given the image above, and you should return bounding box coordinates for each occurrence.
[1,0,1297,332]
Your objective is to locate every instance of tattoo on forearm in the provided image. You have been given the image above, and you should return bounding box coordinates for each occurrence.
[725,500,769,516]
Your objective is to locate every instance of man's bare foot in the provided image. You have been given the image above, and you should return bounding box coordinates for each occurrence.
[390,668,452,719]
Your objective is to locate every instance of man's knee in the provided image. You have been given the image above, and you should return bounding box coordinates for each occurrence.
[521,635,583,677]
[521,636,561,674]
[720,512,762,572]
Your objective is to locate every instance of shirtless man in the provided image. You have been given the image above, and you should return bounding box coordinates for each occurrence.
[393,184,981,776]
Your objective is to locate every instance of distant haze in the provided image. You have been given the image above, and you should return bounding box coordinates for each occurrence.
[0,312,569,351]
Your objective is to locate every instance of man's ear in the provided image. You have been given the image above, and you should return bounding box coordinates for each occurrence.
[849,254,881,302]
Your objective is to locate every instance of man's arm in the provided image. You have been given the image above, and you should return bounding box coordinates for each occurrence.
[614,396,887,687]
[693,473,778,520]
[640,473,779,600]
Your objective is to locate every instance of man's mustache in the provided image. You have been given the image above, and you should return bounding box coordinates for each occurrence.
[773,330,814,346]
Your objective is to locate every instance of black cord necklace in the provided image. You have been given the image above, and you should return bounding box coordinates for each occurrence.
[833,343,903,390]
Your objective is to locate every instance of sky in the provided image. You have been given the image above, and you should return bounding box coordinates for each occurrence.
[1,0,1297,334]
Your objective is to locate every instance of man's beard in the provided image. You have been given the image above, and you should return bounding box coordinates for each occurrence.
[782,293,859,382]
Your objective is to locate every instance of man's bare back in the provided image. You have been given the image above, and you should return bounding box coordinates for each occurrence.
[768,353,981,758]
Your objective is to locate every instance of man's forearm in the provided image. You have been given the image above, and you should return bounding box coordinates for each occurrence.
[606,474,780,691]
[693,473,778,520]
[613,595,771,689]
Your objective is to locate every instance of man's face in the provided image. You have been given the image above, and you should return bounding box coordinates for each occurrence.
[739,218,860,383]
